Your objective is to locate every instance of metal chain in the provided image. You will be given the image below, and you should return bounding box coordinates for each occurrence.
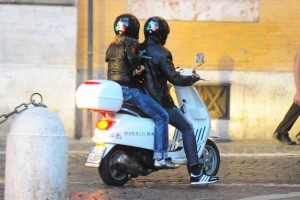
[0,93,47,124]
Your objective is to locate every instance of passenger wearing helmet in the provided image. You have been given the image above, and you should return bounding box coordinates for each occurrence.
[106,13,179,169]
[140,16,219,184]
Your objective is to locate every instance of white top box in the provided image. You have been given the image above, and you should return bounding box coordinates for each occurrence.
[76,80,123,112]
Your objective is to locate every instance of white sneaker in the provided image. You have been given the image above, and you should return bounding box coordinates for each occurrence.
[190,173,219,185]
[154,159,180,169]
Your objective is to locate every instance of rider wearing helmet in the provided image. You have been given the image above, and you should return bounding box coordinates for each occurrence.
[144,16,170,45]
[141,16,219,185]
[141,16,200,108]
[107,13,142,88]
[114,13,140,39]
[106,14,179,169]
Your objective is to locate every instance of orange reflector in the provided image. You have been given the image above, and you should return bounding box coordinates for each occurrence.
[95,143,106,147]
[96,119,114,130]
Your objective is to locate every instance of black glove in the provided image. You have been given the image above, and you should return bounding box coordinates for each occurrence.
[133,66,146,83]
[192,72,200,82]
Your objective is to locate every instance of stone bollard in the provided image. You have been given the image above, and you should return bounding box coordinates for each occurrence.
[5,107,68,200]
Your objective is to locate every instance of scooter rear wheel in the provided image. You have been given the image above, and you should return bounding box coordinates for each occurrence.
[99,146,129,186]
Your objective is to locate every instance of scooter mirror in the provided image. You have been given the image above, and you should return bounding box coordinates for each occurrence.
[195,53,204,63]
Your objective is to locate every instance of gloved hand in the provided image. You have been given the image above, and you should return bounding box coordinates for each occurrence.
[192,72,200,82]
[133,65,146,83]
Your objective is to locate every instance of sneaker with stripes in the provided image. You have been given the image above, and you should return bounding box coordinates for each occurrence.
[190,173,219,185]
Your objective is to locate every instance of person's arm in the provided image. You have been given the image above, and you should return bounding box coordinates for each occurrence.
[159,50,199,86]
[293,47,300,105]
[126,43,142,69]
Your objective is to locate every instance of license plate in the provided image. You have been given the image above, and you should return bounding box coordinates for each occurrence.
[85,145,106,167]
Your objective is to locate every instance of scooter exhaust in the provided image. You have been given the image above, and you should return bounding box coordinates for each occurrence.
[114,154,150,176]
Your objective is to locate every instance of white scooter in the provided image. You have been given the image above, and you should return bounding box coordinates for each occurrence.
[75,53,220,186]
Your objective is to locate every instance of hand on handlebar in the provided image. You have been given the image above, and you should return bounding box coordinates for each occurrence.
[192,71,208,82]
[192,72,200,81]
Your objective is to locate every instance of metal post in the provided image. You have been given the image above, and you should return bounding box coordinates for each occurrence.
[87,0,93,136]
[88,0,93,80]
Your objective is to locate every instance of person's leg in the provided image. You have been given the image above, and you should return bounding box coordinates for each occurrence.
[123,89,179,169]
[164,106,218,184]
[275,103,300,134]
[164,107,198,166]
[274,103,300,144]
[122,89,169,160]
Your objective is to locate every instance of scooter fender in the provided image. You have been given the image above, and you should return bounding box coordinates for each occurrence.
[85,143,115,168]
[102,143,116,158]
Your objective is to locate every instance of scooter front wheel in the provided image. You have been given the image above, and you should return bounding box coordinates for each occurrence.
[200,139,220,176]
[99,146,129,186]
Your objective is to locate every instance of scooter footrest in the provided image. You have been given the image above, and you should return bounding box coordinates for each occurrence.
[85,162,100,168]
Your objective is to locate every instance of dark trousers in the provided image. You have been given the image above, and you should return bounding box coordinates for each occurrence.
[275,103,300,135]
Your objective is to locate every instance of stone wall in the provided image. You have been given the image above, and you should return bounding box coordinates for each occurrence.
[128,0,259,22]
[198,70,299,141]
[0,3,77,138]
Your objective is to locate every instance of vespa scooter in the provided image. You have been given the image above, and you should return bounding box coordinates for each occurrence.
[75,53,220,186]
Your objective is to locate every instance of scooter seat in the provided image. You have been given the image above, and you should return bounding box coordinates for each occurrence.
[118,103,150,118]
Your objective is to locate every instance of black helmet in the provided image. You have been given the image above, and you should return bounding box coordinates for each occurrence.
[144,16,170,45]
[114,13,140,39]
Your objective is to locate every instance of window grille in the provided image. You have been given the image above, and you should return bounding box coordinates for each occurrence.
[195,84,230,119]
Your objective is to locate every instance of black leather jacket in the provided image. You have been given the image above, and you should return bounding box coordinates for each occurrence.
[141,36,199,108]
[106,35,141,88]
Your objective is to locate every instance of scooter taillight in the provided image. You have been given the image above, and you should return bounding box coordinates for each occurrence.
[96,119,115,130]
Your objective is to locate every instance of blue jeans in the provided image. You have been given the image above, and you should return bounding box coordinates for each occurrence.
[164,107,199,167]
[122,88,169,160]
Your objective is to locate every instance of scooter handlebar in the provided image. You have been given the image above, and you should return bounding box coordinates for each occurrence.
[176,67,194,76]
[176,67,207,81]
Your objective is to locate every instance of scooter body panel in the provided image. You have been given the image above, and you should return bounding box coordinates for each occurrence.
[170,85,211,159]
[92,114,155,150]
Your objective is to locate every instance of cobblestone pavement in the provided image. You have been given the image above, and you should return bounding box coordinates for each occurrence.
[1,138,300,200]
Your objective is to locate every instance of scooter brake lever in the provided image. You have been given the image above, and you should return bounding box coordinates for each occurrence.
[199,78,208,81]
